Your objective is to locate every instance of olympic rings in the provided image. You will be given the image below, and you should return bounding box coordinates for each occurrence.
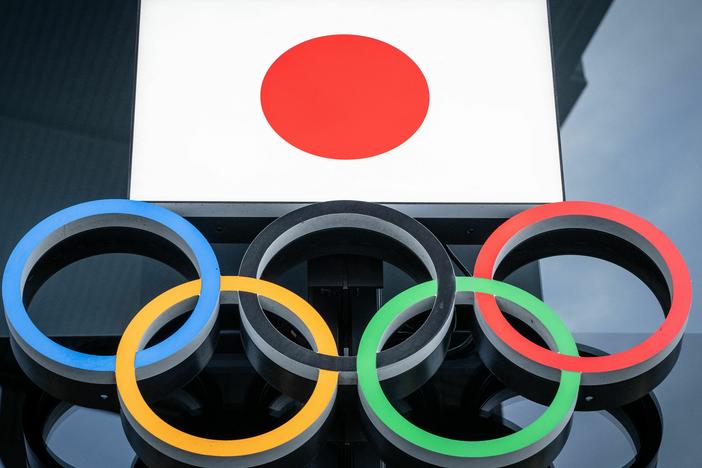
[473,201,692,409]
[116,276,338,467]
[357,277,580,467]
[1,199,221,408]
[238,200,456,394]
[1,198,691,467]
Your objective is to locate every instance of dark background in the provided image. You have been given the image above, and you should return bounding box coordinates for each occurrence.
[0,0,700,466]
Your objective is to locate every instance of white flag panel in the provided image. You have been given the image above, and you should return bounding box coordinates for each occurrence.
[130,0,563,204]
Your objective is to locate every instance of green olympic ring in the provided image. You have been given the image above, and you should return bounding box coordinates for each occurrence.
[357,277,581,466]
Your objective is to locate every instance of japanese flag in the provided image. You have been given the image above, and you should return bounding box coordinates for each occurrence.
[130,0,563,204]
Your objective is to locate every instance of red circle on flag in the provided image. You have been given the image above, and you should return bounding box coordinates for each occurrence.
[260,34,430,160]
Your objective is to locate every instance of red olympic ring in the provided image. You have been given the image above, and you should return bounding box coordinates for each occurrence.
[474,200,692,373]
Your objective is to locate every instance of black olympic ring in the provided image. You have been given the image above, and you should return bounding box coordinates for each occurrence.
[238,200,456,398]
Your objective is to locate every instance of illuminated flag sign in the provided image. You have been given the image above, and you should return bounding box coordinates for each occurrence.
[130,0,563,204]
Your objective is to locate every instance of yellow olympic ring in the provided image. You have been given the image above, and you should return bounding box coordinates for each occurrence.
[115,276,338,462]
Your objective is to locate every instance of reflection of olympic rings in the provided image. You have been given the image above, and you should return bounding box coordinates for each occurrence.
[1,199,221,408]
[1,198,692,467]
[358,277,579,467]
[116,276,338,467]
